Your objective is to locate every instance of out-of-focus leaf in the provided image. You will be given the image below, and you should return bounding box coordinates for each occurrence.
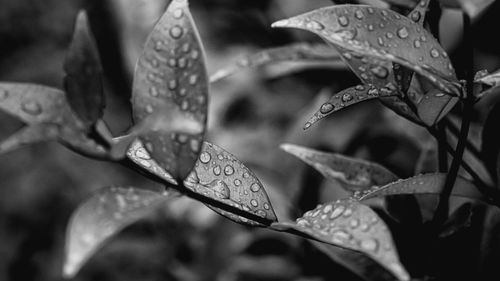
[481,101,500,183]
[272,199,410,281]
[312,240,397,281]
[64,186,171,278]
[439,202,474,238]
[451,0,496,18]
[185,142,278,226]
[414,141,438,174]
[356,173,483,201]
[475,69,500,87]
[64,10,105,128]
[281,143,398,195]
[209,43,342,83]
[271,5,461,96]
[0,83,108,157]
[131,0,208,181]
[304,84,399,128]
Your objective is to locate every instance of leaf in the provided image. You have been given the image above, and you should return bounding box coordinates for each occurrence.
[475,68,500,87]
[416,88,459,126]
[64,10,105,128]
[407,0,430,26]
[272,199,410,281]
[304,84,399,129]
[184,142,278,226]
[271,5,461,96]
[356,173,484,201]
[481,100,500,183]
[210,43,342,83]
[0,83,109,157]
[281,143,398,195]
[131,0,208,181]
[64,186,170,278]
[452,0,496,18]
[124,140,278,226]
[439,202,473,238]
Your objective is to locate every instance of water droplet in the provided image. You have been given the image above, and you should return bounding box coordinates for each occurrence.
[154,40,163,51]
[367,7,374,14]
[350,218,360,228]
[168,58,177,68]
[342,93,353,102]
[304,122,312,129]
[150,87,159,97]
[263,203,270,210]
[182,43,190,53]
[343,208,353,217]
[360,238,379,252]
[173,8,183,19]
[224,165,234,176]
[411,11,421,22]
[135,147,151,160]
[306,20,324,31]
[234,179,241,186]
[330,205,345,219]
[256,210,267,218]
[435,93,445,97]
[207,180,230,199]
[22,101,42,115]
[331,229,352,242]
[250,199,258,207]
[191,50,199,60]
[355,10,364,19]
[355,85,365,91]
[338,16,349,27]
[199,152,211,163]
[430,48,440,58]
[320,102,334,114]
[145,104,153,113]
[179,88,187,97]
[420,35,427,42]
[178,57,187,68]
[243,172,249,178]
[190,138,200,152]
[360,223,370,232]
[385,32,394,39]
[213,165,221,176]
[413,39,421,48]
[371,66,389,79]
[338,28,357,40]
[168,79,177,90]
[181,100,189,111]
[377,37,384,46]
[250,183,260,192]
[189,74,198,85]
[169,25,183,39]
[323,204,332,214]
[367,24,374,31]
[397,27,409,39]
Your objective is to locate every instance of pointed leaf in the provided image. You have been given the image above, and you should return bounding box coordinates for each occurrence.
[272,199,410,281]
[184,142,278,225]
[64,186,170,278]
[64,10,105,128]
[210,43,341,83]
[0,124,59,154]
[407,0,430,26]
[131,0,208,181]
[305,84,399,128]
[271,5,461,95]
[356,173,484,201]
[475,68,500,87]
[0,83,109,157]
[281,143,398,195]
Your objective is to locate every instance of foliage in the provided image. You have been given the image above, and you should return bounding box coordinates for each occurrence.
[2,0,500,280]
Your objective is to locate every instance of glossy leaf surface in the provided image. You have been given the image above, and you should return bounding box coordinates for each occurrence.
[281,143,398,194]
[272,199,410,281]
[131,0,208,181]
[64,186,170,278]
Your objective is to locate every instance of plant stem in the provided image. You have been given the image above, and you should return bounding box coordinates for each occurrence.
[443,117,482,161]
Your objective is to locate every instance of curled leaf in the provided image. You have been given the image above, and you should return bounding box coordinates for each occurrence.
[210,43,341,83]
[131,0,208,181]
[185,142,278,226]
[272,199,410,281]
[281,143,398,195]
[64,186,171,278]
[356,173,483,201]
[305,84,399,128]
[64,10,105,128]
[271,5,460,95]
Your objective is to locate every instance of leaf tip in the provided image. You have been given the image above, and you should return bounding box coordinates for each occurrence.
[271,19,291,29]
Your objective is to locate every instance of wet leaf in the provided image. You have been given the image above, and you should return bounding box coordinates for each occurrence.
[131,0,208,181]
[475,68,500,87]
[210,43,341,83]
[184,142,278,226]
[304,84,399,128]
[281,143,398,195]
[356,173,483,201]
[272,199,410,281]
[0,83,108,157]
[271,5,461,95]
[417,88,459,126]
[64,10,105,128]
[407,0,430,26]
[64,186,170,278]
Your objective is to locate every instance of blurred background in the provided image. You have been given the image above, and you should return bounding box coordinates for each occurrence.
[2,0,500,280]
